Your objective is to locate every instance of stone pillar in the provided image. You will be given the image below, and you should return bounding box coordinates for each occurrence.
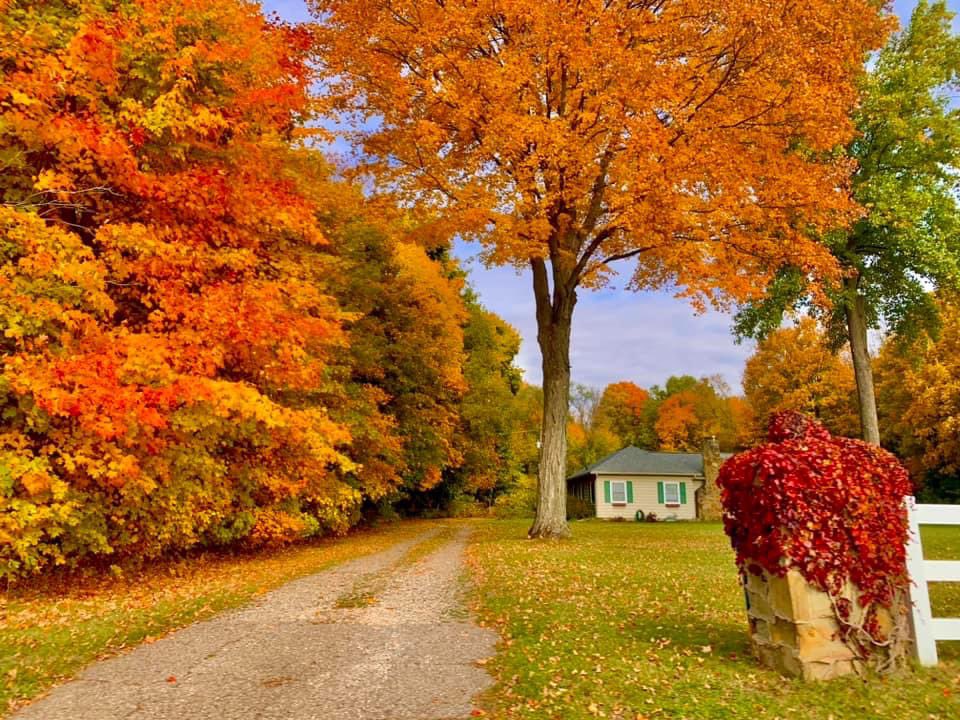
[699,436,722,521]
[743,569,903,681]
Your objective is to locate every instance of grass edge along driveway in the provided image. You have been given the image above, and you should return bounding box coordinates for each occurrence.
[0,519,434,715]
[466,519,960,720]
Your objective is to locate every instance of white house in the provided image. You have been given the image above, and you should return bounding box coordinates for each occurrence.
[566,440,727,521]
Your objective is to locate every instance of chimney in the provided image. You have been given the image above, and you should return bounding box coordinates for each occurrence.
[699,436,723,521]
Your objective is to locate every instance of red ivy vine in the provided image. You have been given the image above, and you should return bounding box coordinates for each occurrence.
[719,411,912,654]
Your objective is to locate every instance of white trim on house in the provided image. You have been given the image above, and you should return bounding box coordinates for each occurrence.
[663,480,681,507]
[610,480,627,505]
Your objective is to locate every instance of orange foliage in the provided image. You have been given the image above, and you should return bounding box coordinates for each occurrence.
[594,381,650,446]
[727,396,757,450]
[742,318,860,442]
[0,0,353,573]
[654,391,700,452]
[877,296,960,479]
[316,0,889,306]
[315,0,890,534]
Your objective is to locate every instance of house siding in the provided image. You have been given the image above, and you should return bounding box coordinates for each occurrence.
[594,473,703,521]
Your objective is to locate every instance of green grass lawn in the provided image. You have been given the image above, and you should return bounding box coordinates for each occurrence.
[467,520,960,720]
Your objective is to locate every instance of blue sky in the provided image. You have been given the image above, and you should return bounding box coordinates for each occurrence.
[262,0,953,391]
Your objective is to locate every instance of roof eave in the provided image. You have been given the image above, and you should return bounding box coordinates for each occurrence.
[593,471,706,478]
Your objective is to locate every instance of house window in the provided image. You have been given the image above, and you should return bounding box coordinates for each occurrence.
[664,482,681,506]
[610,480,627,505]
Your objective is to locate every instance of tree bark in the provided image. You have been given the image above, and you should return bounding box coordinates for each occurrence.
[528,257,574,539]
[844,277,881,445]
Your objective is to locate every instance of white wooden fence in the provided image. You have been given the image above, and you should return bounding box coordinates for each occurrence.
[905,496,960,666]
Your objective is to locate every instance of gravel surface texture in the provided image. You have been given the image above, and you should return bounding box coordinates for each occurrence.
[14,525,496,720]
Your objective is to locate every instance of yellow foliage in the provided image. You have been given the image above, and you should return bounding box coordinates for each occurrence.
[742,318,860,441]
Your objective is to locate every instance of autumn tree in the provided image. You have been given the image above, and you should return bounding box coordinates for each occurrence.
[875,295,960,500]
[314,0,888,537]
[321,215,470,507]
[0,0,363,572]
[735,1,960,444]
[594,381,652,448]
[727,396,757,450]
[445,292,524,507]
[654,392,701,452]
[742,318,860,441]
[649,375,739,451]
[566,420,621,476]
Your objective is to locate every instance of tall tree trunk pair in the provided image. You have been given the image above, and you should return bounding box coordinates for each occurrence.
[844,275,881,446]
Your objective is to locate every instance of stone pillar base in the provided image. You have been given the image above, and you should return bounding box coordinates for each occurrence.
[744,569,903,681]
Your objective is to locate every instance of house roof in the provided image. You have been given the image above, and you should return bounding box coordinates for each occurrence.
[566,445,724,481]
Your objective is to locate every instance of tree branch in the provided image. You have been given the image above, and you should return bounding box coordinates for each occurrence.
[599,245,656,266]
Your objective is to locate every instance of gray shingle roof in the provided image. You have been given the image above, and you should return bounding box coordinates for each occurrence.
[567,445,708,480]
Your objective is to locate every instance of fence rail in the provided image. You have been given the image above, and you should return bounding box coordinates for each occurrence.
[905,496,960,666]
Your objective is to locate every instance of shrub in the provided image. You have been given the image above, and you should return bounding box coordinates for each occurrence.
[566,494,595,520]
[493,475,537,518]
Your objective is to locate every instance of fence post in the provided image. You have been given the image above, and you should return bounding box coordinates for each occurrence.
[905,495,938,666]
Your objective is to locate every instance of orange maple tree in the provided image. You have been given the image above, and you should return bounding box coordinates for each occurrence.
[654,391,700,452]
[742,318,860,442]
[0,0,354,573]
[315,0,890,536]
[594,381,651,447]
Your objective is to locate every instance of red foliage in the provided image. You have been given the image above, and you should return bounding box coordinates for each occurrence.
[719,411,912,617]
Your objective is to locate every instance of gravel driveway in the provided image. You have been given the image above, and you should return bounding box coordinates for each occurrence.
[13,525,496,720]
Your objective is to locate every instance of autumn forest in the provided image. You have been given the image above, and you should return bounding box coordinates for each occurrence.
[2,0,960,581]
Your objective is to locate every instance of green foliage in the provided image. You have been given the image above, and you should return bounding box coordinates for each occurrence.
[917,470,960,504]
[734,0,960,344]
[448,294,525,504]
[492,474,538,519]
[843,0,960,336]
[732,268,809,342]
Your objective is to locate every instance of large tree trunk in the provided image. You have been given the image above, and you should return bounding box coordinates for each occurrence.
[528,258,574,539]
[844,277,880,445]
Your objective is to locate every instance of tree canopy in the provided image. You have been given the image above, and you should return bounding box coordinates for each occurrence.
[742,319,860,441]
[315,0,891,537]
[735,1,960,444]
[0,0,526,576]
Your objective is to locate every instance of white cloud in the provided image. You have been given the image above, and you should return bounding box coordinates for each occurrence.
[455,241,754,393]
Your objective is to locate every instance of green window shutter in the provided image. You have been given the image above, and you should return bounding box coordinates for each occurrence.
[604,480,611,503]
[626,481,634,503]
[657,481,664,504]
[680,482,687,504]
